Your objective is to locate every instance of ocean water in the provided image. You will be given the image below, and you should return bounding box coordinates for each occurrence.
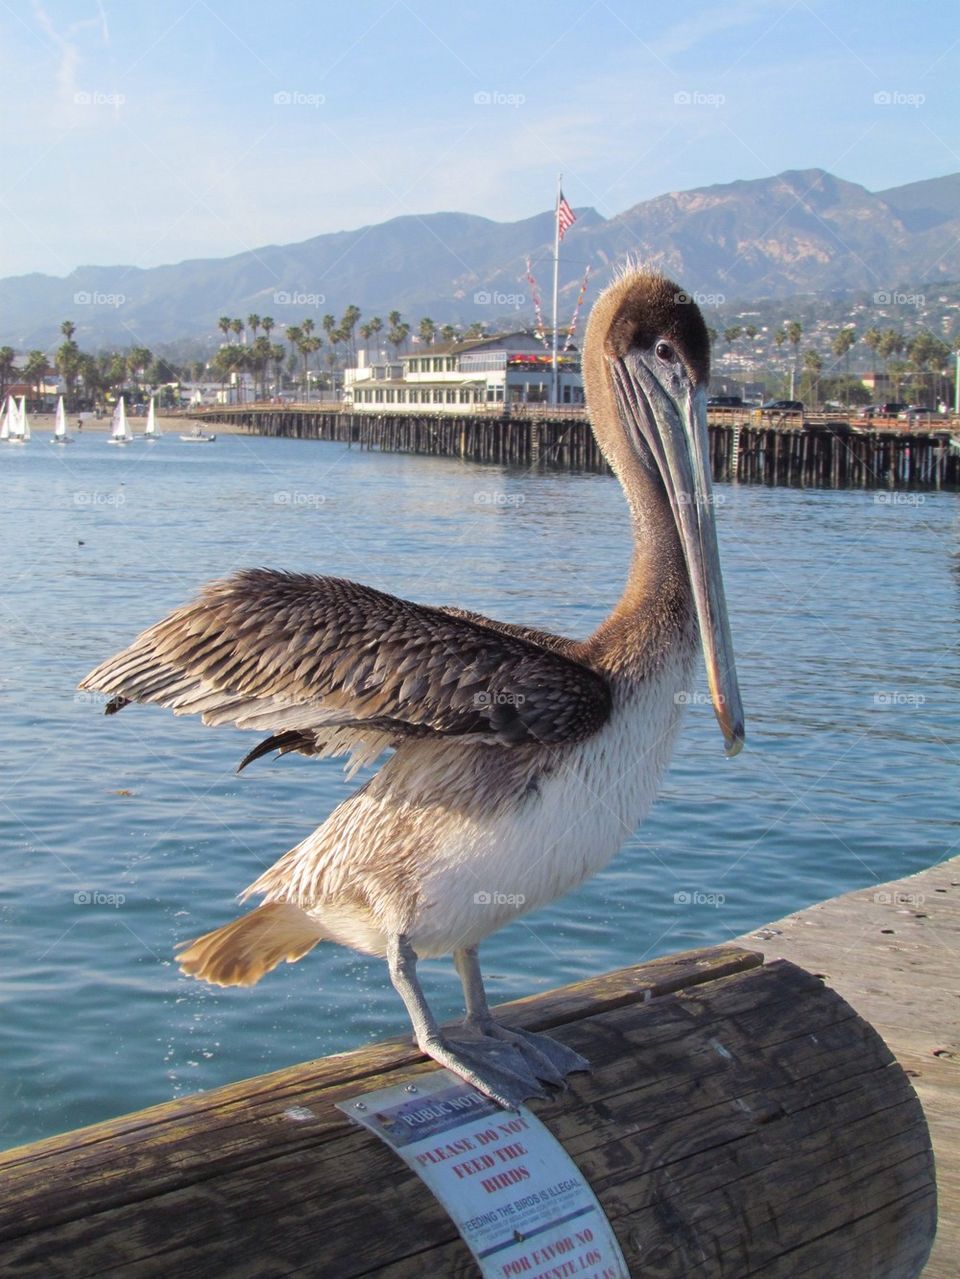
[1,429,957,1150]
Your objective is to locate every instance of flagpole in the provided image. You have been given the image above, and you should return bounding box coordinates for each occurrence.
[551,173,561,406]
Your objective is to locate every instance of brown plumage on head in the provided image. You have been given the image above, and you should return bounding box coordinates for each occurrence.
[591,268,711,387]
[580,268,711,503]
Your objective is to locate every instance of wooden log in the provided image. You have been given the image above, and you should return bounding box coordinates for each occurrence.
[0,946,935,1278]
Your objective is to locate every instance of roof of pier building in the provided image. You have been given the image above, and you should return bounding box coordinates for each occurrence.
[402,332,579,364]
[400,332,552,361]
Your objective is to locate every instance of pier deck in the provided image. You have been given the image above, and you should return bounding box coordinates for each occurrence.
[737,855,960,1278]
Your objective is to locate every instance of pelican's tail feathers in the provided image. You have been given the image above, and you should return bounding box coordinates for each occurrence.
[176,901,324,987]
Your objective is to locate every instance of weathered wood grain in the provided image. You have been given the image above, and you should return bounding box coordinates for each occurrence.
[0,946,935,1279]
[736,856,960,1279]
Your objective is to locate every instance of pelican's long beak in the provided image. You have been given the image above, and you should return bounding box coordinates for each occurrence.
[614,356,745,755]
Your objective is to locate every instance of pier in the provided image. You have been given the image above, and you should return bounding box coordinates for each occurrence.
[736,855,960,1278]
[1,859,954,1277]
[189,404,960,490]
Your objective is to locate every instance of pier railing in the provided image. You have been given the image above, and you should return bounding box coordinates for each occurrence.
[182,400,958,433]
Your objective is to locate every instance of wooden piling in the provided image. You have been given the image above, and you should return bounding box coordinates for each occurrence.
[187,406,960,491]
[0,939,937,1278]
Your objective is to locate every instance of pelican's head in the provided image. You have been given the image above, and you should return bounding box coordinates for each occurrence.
[583,269,745,756]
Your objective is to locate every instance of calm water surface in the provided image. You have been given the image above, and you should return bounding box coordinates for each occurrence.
[1,430,958,1148]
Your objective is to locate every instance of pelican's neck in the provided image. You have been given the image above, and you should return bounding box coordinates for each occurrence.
[582,458,695,682]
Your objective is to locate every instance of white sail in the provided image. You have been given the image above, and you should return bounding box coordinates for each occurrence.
[0,396,10,441]
[144,397,159,437]
[7,396,30,441]
[53,396,69,439]
[109,396,132,443]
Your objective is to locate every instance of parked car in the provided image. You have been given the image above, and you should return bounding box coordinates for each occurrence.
[898,406,943,423]
[707,395,745,409]
[873,403,909,418]
[760,399,803,412]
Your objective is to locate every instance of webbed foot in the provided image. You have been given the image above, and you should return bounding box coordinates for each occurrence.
[465,1017,590,1088]
[423,1032,551,1109]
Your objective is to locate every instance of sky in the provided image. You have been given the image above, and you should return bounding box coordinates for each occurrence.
[1,0,958,280]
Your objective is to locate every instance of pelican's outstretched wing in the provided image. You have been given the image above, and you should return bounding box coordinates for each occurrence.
[79,569,611,769]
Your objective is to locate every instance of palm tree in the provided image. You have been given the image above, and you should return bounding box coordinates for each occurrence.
[24,350,50,400]
[261,316,275,341]
[211,346,239,402]
[127,346,153,390]
[831,328,856,405]
[77,352,104,405]
[60,320,76,342]
[439,324,457,343]
[107,353,128,398]
[862,327,882,382]
[722,326,741,352]
[388,321,410,357]
[907,330,950,406]
[56,337,83,409]
[250,336,272,400]
[368,316,383,359]
[285,325,302,370]
[299,318,319,387]
[340,304,361,363]
[0,346,16,400]
[358,323,372,358]
[877,330,905,392]
[230,318,244,345]
[247,314,261,343]
[786,321,803,376]
[418,317,436,346]
[802,349,823,407]
[218,316,232,344]
[887,358,909,400]
[298,334,322,398]
[270,343,286,396]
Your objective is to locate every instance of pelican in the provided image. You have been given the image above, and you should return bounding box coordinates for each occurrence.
[80,271,744,1108]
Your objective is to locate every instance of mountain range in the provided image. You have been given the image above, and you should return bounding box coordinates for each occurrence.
[2,168,958,350]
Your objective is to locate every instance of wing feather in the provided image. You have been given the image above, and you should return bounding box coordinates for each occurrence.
[79,568,612,764]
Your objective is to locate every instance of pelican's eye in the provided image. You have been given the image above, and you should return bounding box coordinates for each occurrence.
[655,341,675,363]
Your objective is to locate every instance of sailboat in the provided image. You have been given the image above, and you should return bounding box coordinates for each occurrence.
[0,396,11,442]
[108,396,133,445]
[7,396,30,444]
[143,397,160,440]
[51,396,72,444]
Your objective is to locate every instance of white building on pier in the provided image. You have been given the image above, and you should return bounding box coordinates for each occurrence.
[344,333,583,411]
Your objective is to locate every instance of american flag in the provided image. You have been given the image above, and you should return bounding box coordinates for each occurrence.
[557,191,576,241]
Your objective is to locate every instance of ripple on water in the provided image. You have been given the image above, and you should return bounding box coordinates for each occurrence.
[1,435,958,1146]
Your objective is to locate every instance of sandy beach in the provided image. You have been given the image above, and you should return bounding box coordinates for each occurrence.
[29,412,254,437]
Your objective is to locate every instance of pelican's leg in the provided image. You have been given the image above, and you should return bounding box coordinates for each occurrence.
[453,945,590,1085]
[386,933,545,1109]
